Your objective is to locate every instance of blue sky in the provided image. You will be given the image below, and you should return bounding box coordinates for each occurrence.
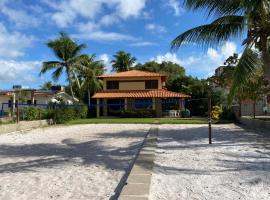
[0,0,241,89]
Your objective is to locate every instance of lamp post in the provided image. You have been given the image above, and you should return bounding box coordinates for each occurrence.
[207,81,212,144]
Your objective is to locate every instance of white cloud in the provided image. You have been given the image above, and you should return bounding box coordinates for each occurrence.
[130,41,157,47]
[0,23,35,59]
[0,60,41,82]
[73,31,137,42]
[166,0,185,16]
[46,0,147,28]
[98,53,110,66]
[115,0,147,19]
[0,2,40,28]
[98,53,111,72]
[145,23,167,33]
[151,42,238,78]
[221,41,237,58]
[152,52,182,65]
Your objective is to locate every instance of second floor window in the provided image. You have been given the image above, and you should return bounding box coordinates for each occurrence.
[107,81,119,90]
[145,80,158,89]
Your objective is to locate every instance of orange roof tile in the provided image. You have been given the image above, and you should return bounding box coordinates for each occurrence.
[92,89,190,99]
[97,70,166,78]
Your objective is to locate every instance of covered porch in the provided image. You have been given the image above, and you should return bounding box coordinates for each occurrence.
[95,97,186,118]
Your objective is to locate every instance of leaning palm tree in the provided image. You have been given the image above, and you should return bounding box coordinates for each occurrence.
[171,0,270,90]
[79,55,105,105]
[40,32,87,99]
[111,51,136,72]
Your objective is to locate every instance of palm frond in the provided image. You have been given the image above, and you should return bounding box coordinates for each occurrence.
[52,67,64,81]
[183,0,243,17]
[40,61,62,75]
[230,48,262,96]
[171,15,245,49]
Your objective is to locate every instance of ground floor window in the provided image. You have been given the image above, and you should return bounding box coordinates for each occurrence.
[161,98,180,111]
[107,99,124,116]
[134,98,152,109]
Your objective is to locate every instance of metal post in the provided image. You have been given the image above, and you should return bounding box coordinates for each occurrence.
[208,95,212,144]
[16,103,19,123]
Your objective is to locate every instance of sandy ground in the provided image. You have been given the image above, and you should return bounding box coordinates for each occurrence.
[0,124,151,200]
[150,124,270,200]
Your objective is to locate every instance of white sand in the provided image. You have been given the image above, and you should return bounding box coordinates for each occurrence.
[150,124,270,200]
[0,124,151,200]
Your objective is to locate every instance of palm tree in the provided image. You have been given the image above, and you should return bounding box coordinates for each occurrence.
[111,51,136,72]
[79,55,105,105]
[171,0,270,89]
[40,32,87,99]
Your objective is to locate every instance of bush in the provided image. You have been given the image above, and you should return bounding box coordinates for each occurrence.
[121,109,156,118]
[22,107,44,121]
[181,109,190,118]
[211,106,222,120]
[47,105,88,124]
[220,107,236,121]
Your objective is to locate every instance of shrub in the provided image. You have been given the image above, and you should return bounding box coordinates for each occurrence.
[47,105,88,124]
[211,106,222,120]
[121,109,156,118]
[220,107,236,121]
[22,107,44,121]
[181,109,191,118]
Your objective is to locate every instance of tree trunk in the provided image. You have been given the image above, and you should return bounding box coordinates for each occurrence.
[260,35,270,84]
[239,100,242,118]
[67,72,75,100]
[88,88,91,107]
[253,101,256,119]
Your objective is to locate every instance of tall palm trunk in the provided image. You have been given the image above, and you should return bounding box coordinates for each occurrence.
[87,86,91,106]
[67,69,75,100]
[239,100,242,118]
[260,35,270,84]
[253,101,256,119]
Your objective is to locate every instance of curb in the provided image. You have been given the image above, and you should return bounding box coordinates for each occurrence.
[118,127,158,200]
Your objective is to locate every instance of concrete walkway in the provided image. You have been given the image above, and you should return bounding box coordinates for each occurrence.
[119,127,158,200]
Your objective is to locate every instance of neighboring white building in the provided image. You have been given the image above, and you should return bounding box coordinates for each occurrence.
[0,85,78,115]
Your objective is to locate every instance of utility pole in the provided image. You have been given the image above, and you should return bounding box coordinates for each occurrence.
[208,93,212,144]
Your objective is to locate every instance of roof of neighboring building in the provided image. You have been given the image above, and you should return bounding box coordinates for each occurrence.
[0,89,59,96]
[97,70,167,78]
[92,89,190,99]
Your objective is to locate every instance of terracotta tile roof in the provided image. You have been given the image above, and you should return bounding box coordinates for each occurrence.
[97,70,166,78]
[92,89,190,99]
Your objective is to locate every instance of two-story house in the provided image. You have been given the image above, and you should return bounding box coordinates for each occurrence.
[92,70,190,117]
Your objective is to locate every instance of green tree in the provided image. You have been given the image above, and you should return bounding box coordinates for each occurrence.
[78,55,105,105]
[171,0,270,87]
[40,32,87,99]
[40,81,53,90]
[111,51,136,72]
[240,69,269,118]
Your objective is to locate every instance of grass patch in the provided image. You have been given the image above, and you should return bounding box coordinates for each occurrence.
[65,117,214,125]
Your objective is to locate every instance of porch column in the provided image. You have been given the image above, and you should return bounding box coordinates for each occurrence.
[155,98,162,117]
[179,98,183,110]
[31,91,35,104]
[96,98,100,118]
[152,98,156,110]
[124,98,128,111]
[103,99,108,116]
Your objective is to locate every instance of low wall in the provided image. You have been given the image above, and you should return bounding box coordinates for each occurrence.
[0,120,50,134]
[240,117,270,134]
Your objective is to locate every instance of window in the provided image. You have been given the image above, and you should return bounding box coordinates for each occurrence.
[135,99,152,109]
[8,100,11,108]
[145,80,158,89]
[27,100,32,105]
[107,81,119,90]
